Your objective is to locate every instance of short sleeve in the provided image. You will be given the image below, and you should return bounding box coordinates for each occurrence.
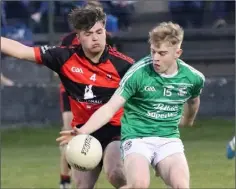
[115,70,139,100]
[191,74,205,98]
[33,45,72,73]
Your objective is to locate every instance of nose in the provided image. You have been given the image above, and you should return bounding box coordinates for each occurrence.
[153,53,160,62]
[92,33,98,41]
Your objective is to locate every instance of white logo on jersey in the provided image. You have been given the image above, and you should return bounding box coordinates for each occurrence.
[147,103,179,119]
[41,45,56,54]
[71,67,83,73]
[178,87,187,96]
[153,103,178,112]
[84,85,96,100]
[144,86,156,92]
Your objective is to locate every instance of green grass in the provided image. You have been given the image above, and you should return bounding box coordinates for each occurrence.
[1,119,235,188]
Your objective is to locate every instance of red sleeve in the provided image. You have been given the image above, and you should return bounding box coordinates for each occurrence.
[34,47,42,64]
[32,45,73,73]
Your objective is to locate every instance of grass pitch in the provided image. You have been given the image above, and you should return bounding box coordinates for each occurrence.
[1,119,235,188]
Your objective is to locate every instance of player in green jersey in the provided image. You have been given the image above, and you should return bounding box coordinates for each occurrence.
[57,22,205,189]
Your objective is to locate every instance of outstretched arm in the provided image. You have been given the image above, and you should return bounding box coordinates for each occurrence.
[1,37,36,62]
[56,94,126,145]
[80,93,126,134]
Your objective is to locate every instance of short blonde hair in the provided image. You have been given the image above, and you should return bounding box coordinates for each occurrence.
[149,22,184,48]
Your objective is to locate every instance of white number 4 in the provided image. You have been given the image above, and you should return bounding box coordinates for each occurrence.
[90,74,96,82]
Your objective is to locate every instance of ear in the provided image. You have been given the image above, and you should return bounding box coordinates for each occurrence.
[76,33,80,40]
[175,48,183,59]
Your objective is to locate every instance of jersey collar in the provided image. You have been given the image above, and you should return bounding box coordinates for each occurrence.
[77,44,109,65]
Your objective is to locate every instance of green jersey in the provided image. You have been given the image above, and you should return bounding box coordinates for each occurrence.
[115,55,205,141]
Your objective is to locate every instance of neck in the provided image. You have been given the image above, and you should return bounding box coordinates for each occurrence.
[82,46,105,64]
[164,60,178,75]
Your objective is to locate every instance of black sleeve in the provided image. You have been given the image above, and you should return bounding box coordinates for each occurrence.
[34,45,73,73]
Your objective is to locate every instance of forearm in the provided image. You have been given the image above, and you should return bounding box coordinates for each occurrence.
[79,104,115,134]
[180,97,200,126]
[1,37,35,61]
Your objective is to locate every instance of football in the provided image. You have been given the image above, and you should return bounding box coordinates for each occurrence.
[65,134,103,171]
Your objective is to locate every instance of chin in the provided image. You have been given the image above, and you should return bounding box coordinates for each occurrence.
[153,66,161,73]
[91,47,103,53]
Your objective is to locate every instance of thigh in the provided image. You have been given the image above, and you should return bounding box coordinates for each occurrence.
[103,140,126,188]
[71,166,102,189]
[154,140,189,187]
[124,153,150,188]
[103,140,124,174]
[121,138,154,188]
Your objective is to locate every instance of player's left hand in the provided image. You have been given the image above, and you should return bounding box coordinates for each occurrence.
[56,128,80,145]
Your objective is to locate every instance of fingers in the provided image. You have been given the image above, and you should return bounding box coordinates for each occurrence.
[59,130,72,135]
[56,128,80,146]
[56,136,70,146]
[59,128,79,136]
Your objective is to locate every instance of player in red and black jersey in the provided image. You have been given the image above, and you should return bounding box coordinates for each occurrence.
[58,30,115,188]
[1,6,134,189]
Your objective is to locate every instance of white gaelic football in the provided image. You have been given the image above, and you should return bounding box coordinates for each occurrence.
[65,134,103,171]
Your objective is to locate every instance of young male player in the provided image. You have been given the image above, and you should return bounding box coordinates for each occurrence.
[58,28,115,189]
[1,6,134,189]
[57,22,205,189]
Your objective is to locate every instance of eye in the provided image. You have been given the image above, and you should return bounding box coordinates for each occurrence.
[97,30,103,34]
[151,49,156,54]
[85,33,91,36]
[159,52,167,56]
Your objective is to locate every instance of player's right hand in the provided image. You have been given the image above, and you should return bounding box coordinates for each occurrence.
[56,128,81,145]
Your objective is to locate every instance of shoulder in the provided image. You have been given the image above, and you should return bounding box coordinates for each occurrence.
[178,59,205,83]
[108,46,134,64]
[128,55,152,74]
[122,55,152,81]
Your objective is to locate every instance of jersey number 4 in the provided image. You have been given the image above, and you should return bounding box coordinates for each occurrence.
[90,74,96,82]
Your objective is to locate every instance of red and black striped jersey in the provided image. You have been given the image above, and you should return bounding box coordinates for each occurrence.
[34,44,134,127]
[59,32,79,92]
[59,31,114,92]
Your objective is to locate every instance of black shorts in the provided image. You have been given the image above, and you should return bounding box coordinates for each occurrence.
[60,91,71,112]
[72,123,121,168]
[76,123,121,150]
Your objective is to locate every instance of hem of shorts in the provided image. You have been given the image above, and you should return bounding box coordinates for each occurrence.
[122,151,152,164]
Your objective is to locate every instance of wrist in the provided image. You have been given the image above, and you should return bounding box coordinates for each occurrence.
[184,118,194,126]
[179,116,194,127]
[79,126,90,135]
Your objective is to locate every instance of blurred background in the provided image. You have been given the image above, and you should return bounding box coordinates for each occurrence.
[1,0,235,125]
[1,1,235,188]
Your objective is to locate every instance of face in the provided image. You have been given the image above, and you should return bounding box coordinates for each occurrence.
[150,42,182,74]
[77,21,106,54]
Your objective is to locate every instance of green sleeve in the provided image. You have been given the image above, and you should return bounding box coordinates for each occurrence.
[115,71,139,100]
[191,75,205,98]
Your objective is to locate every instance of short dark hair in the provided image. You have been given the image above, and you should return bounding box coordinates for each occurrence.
[68,6,106,31]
